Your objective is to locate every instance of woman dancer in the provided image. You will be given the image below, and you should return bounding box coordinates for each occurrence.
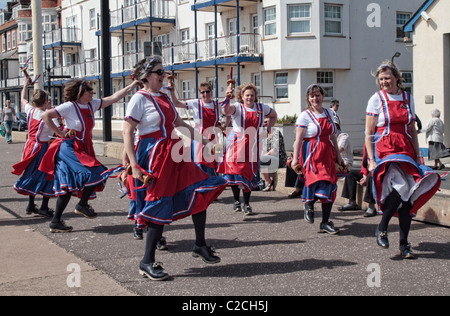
[12,77,55,217]
[40,78,140,233]
[292,84,345,235]
[169,81,232,176]
[123,56,227,281]
[218,83,277,215]
[365,61,440,258]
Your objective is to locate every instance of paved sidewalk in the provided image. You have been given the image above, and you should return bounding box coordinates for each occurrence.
[1,136,449,297]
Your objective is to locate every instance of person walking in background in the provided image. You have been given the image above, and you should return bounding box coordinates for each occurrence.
[365,61,441,259]
[292,84,345,235]
[40,78,140,233]
[426,108,450,170]
[2,100,17,144]
[219,83,277,215]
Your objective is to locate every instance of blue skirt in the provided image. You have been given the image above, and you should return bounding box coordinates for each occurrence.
[53,139,107,198]
[14,143,55,197]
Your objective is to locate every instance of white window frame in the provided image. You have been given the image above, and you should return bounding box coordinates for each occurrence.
[288,4,311,35]
[317,71,334,99]
[182,80,192,100]
[275,72,289,100]
[397,12,412,40]
[89,9,97,29]
[264,7,276,37]
[324,4,342,36]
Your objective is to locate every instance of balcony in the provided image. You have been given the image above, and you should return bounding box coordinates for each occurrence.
[43,28,82,49]
[192,0,258,13]
[109,0,176,34]
[162,33,263,69]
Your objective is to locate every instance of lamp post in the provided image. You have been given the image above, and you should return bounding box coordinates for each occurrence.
[391,52,401,64]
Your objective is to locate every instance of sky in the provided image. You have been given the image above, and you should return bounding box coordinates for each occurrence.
[0,0,7,11]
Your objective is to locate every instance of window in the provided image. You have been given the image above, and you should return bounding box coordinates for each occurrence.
[317,71,334,98]
[12,30,16,48]
[43,15,58,33]
[264,7,276,37]
[288,4,311,34]
[7,32,11,50]
[90,9,97,29]
[397,12,411,40]
[19,23,32,43]
[253,73,261,97]
[275,72,288,99]
[324,4,342,35]
[182,80,192,100]
[402,72,413,93]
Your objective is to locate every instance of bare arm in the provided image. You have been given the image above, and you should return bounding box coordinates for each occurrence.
[123,119,144,182]
[292,126,306,167]
[408,121,422,164]
[41,109,65,138]
[101,81,141,109]
[365,115,378,172]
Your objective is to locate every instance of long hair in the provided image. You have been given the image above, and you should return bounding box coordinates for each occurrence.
[305,84,325,110]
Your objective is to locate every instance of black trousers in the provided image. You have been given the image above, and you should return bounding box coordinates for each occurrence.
[341,169,376,204]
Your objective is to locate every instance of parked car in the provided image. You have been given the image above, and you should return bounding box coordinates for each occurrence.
[12,112,27,131]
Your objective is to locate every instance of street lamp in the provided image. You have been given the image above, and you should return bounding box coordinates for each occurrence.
[391,52,401,64]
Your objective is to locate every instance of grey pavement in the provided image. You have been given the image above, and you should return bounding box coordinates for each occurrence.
[1,135,449,297]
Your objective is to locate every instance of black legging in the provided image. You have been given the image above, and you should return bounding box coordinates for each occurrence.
[305,198,333,224]
[142,211,208,264]
[51,186,97,224]
[378,189,413,249]
[231,185,251,205]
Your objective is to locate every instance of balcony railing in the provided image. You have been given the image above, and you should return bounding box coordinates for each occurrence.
[43,28,82,46]
[110,0,176,27]
[161,33,262,65]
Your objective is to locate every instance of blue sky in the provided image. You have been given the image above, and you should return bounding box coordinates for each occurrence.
[0,0,7,10]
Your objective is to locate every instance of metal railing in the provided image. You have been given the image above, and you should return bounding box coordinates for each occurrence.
[43,27,82,46]
[161,33,262,65]
[110,0,176,27]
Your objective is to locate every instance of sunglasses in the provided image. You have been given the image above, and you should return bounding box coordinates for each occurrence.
[200,90,211,94]
[149,69,166,76]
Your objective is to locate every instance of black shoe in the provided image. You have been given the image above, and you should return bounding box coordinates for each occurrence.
[49,221,73,233]
[133,225,143,240]
[364,207,377,217]
[192,245,221,264]
[233,201,242,212]
[243,204,253,216]
[38,208,54,218]
[157,236,168,251]
[338,202,361,211]
[304,204,314,224]
[139,262,169,281]
[376,227,389,249]
[319,221,340,235]
[26,204,39,215]
[74,204,98,219]
[400,243,415,259]
[288,190,302,199]
[439,164,446,170]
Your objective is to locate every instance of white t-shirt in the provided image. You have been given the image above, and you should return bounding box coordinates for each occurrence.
[125,91,169,136]
[186,99,220,125]
[366,91,416,127]
[54,99,103,131]
[296,109,335,139]
[230,102,272,133]
[25,103,59,142]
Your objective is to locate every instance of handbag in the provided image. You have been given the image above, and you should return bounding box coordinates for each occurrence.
[0,124,5,137]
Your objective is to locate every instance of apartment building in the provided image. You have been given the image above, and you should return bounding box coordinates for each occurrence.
[404,0,450,152]
[0,0,424,150]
